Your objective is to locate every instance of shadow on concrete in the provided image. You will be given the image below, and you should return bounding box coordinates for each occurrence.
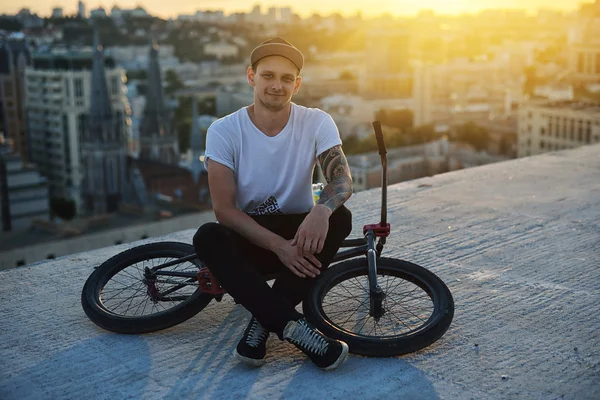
[162,306,260,399]
[0,335,151,400]
[280,355,440,400]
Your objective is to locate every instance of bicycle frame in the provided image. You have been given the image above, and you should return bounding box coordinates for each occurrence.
[145,121,390,319]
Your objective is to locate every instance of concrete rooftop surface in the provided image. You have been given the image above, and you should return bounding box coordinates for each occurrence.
[1,145,599,400]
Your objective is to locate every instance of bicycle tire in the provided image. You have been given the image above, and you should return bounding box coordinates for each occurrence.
[303,257,454,357]
[81,242,213,334]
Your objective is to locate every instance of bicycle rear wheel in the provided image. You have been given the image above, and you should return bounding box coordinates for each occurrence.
[82,242,213,334]
[303,257,454,357]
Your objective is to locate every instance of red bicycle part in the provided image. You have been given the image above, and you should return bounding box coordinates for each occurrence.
[363,222,391,237]
[197,268,226,295]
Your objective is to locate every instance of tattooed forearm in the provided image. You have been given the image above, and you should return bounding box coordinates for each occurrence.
[317,145,353,212]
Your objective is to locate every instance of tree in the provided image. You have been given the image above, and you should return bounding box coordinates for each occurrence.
[126,70,147,81]
[454,121,490,151]
[50,197,76,221]
[375,109,413,132]
[339,70,356,80]
[165,69,184,95]
[0,17,22,32]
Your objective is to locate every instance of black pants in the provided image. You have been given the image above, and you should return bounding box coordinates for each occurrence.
[193,206,352,338]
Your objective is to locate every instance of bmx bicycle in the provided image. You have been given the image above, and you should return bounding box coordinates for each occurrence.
[81,121,454,357]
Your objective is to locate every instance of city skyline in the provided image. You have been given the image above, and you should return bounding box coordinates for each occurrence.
[5,0,582,19]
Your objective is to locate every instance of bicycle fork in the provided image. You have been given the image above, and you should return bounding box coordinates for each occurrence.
[366,230,385,319]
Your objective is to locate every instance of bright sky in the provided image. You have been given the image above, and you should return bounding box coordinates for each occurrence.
[6,0,580,19]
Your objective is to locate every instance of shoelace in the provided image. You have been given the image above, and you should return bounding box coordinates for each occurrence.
[246,319,269,347]
[288,321,329,356]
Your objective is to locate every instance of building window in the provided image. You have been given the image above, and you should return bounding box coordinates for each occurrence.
[115,111,122,139]
[578,53,585,73]
[570,119,575,139]
[77,114,86,141]
[540,140,545,149]
[540,127,545,136]
[111,76,119,96]
[4,81,13,96]
[74,78,83,98]
[64,78,70,98]
[107,158,118,193]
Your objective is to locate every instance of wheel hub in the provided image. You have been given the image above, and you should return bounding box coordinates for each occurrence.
[370,287,386,319]
[144,267,160,302]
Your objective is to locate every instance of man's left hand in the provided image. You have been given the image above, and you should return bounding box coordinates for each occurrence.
[292,205,332,255]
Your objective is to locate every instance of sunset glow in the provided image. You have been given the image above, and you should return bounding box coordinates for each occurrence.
[5,0,580,19]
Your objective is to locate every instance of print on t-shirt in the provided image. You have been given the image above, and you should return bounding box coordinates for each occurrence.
[247,196,284,216]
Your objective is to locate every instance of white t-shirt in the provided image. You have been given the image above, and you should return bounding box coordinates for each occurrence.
[204,103,342,215]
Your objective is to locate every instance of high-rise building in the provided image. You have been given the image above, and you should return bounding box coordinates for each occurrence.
[360,28,412,99]
[80,29,129,215]
[0,38,31,161]
[78,1,86,19]
[517,100,600,158]
[188,98,206,184]
[215,82,254,117]
[413,62,433,127]
[24,47,130,212]
[0,138,50,232]
[411,57,520,127]
[568,0,600,82]
[51,8,64,19]
[138,40,179,164]
[280,7,293,24]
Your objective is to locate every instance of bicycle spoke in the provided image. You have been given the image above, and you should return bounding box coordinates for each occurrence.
[320,269,439,338]
[96,254,201,317]
[385,294,430,322]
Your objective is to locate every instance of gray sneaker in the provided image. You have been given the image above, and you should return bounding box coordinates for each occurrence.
[283,318,349,370]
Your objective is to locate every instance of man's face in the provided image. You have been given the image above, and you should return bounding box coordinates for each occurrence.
[248,56,301,111]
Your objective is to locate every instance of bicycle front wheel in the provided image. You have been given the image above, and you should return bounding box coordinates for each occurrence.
[303,257,454,357]
[82,242,213,334]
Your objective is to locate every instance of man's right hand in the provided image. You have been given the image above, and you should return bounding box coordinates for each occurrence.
[274,239,322,278]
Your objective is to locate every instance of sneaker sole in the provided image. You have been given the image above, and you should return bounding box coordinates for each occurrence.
[323,341,349,371]
[233,348,266,367]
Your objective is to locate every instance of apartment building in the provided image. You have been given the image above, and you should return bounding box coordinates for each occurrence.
[24,50,130,210]
[517,100,600,157]
[0,142,49,232]
[568,0,600,82]
[413,57,521,128]
[360,28,412,99]
[348,138,507,191]
[0,38,31,161]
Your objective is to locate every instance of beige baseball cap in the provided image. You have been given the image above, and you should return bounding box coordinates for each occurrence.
[250,37,304,71]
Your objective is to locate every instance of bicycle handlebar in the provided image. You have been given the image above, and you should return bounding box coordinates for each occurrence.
[372,121,387,156]
[372,121,387,228]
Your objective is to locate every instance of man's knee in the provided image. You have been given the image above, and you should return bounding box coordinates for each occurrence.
[330,206,352,239]
[193,222,227,258]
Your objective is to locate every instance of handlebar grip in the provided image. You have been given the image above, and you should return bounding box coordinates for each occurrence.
[372,121,387,156]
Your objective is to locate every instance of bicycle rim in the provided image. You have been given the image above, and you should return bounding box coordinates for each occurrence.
[96,254,201,318]
[317,263,441,339]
